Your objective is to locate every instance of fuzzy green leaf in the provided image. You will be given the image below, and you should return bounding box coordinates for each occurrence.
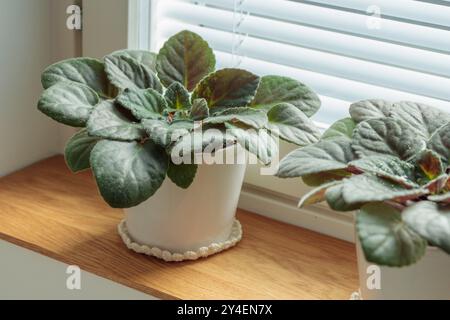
[348,155,417,188]
[169,129,237,164]
[325,183,363,212]
[250,75,320,117]
[357,202,427,267]
[142,120,170,147]
[164,82,192,110]
[321,118,356,141]
[298,181,340,208]
[110,49,157,71]
[167,162,198,189]
[192,68,260,110]
[276,138,354,178]
[301,169,351,187]
[90,140,168,208]
[342,174,428,205]
[104,55,162,92]
[390,101,450,139]
[428,122,450,162]
[428,192,450,203]
[38,82,99,127]
[424,174,449,194]
[41,58,109,97]
[349,99,393,123]
[156,30,215,91]
[87,100,145,141]
[204,107,267,129]
[64,129,99,173]
[403,201,450,254]
[116,88,167,120]
[266,103,320,146]
[416,149,444,181]
[352,118,426,160]
[142,119,194,147]
[226,123,277,165]
[190,99,209,121]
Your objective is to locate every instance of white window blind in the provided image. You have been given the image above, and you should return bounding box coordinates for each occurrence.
[144,0,450,126]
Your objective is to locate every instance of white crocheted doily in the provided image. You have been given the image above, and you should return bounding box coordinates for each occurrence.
[350,290,362,300]
[118,219,242,262]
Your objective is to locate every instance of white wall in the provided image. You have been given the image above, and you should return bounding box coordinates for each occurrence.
[0,0,60,176]
[0,0,84,176]
[50,0,82,149]
[82,0,129,58]
[51,0,82,62]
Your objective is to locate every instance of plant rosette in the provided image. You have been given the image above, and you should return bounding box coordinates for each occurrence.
[38,30,321,261]
[277,99,450,298]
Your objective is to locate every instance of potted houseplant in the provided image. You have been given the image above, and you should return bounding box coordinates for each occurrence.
[277,99,450,299]
[37,30,321,262]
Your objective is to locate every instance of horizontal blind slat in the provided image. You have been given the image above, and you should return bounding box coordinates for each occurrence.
[213,53,352,125]
[213,50,450,111]
[158,18,450,101]
[154,0,450,123]
[182,0,450,53]
[303,0,450,27]
[160,1,450,78]
[156,24,450,112]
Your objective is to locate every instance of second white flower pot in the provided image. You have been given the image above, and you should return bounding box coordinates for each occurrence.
[356,238,450,299]
[118,149,247,262]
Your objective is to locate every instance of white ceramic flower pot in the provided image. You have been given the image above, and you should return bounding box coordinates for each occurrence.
[118,148,247,262]
[356,237,450,299]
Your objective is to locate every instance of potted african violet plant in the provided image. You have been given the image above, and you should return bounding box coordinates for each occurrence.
[38,30,321,262]
[277,99,450,299]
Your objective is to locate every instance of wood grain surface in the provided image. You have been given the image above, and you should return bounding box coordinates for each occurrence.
[0,156,358,299]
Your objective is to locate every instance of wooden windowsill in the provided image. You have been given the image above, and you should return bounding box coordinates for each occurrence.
[0,156,358,299]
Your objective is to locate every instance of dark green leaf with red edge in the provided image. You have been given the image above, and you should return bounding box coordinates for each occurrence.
[416,149,444,181]
[156,30,216,91]
[423,174,448,194]
[164,82,192,110]
[190,98,209,121]
[192,68,260,110]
